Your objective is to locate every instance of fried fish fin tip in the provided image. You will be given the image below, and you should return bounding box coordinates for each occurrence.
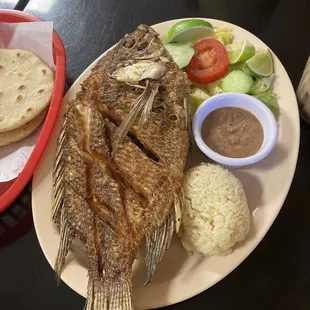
[144,208,175,285]
[174,192,183,233]
[54,209,75,284]
[52,185,64,223]
[84,279,133,310]
[55,119,67,160]
[52,119,67,223]
[58,118,67,145]
[54,147,64,172]
[84,280,95,310]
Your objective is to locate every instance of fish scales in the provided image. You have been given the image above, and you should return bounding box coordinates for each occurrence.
[52,24,190,309]
[84,33,189,178]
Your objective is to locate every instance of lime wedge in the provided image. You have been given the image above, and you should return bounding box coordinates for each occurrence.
[229,62,255,76]
[167,19,214,43]
[245,51,274,77]
[226,39,255,64]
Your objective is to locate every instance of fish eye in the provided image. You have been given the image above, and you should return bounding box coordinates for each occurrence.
[137,41,148,51]
[123,37,135,48]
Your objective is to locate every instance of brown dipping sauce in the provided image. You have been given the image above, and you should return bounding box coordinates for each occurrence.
[201,107,264,158]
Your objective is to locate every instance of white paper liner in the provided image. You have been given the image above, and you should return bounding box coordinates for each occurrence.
[0,21,55,182]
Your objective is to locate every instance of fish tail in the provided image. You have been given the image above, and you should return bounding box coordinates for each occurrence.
[144,208,175,285]
[84,278,133,310]
[54,208,75,283]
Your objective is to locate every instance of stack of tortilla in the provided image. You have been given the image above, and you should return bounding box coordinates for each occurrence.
[0,49,54,147]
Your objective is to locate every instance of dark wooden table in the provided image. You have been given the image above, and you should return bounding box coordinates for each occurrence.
[1,0,310,309]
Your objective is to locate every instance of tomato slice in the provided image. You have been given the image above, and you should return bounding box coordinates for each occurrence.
[186,39,229,84]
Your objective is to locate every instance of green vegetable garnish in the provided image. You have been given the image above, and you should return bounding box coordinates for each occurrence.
[206,84,224,96]
[226,39,255,64]
[166,19,214,43]
[245,51,274,77]
[164,43,195,69]
[229,63,253,76]
[190,87,210,114]
[254,91,279,116]
[215,27,233,45]
[250,74,275,94]
[221,70,254,93]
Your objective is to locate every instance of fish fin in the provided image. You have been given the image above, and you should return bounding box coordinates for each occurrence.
[174,192,183,233]
[113,81,152,154]
[52,118,67,223]
[125,83,146,90]
[84,278,133,310]
[144,208,175,285]
[139,84,158,126]
[54,207,75,283]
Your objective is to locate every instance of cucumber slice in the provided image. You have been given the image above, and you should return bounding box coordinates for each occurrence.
[221,70,254,93]
[164,43,194,69]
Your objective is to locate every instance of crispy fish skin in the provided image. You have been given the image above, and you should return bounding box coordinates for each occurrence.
[52,24,190,309]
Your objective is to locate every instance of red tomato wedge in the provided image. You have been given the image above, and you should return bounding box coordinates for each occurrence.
[186,39,229,84]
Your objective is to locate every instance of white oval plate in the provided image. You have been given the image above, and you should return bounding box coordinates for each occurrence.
[32,18,299,309]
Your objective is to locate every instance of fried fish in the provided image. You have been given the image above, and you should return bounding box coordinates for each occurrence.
[52,24,190,309]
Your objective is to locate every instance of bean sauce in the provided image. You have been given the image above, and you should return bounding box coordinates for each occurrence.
[201,107,264,158]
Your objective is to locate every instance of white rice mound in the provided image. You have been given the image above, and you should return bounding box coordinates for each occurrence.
[179,163,251,256]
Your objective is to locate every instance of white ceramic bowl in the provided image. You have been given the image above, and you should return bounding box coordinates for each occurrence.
[193,92,278,168]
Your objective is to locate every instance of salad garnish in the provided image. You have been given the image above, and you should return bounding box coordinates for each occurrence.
[164,19,279,116]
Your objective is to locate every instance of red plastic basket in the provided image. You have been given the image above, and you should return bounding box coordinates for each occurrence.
[0,9,66,212]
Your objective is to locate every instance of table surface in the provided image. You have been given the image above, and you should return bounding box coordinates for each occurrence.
[1,0,310,309]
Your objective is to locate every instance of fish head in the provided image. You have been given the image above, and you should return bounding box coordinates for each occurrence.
[112,25,169,83]
[121,24,164,60]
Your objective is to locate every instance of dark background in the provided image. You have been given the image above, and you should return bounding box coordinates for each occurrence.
[1,0,310,309]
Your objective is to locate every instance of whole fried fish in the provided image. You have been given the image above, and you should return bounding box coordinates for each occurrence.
[52,24,190,309]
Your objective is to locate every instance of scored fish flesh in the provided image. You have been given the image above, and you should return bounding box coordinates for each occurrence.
[52,24,190,309]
